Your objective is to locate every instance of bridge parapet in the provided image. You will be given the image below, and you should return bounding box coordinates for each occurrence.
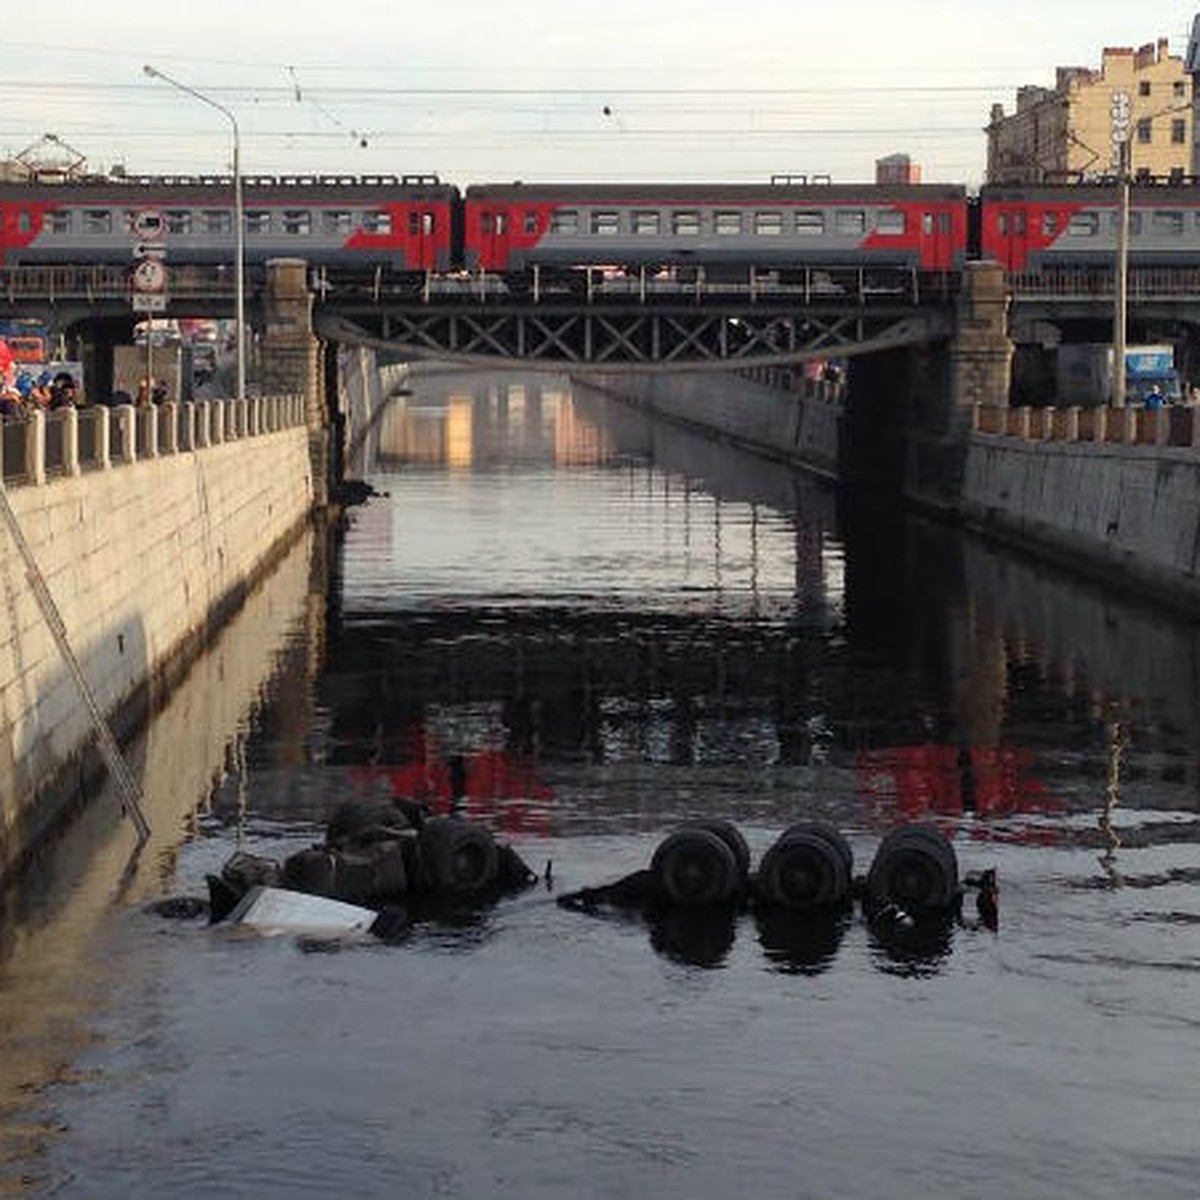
[1,395,306,488]
[973,403,1198,448]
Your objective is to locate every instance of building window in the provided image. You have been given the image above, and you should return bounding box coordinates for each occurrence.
[795,211,825,235]
[632,210,661,235]
[1173,119,1187,145]
[672,211,701,235]
[1151,210,1184,236]
[591,211,620,235]
[876,209,906,235]
[203,210,232,235]
[1067,212,1099,235]
[1137,119,1152,144]
[754,211,783,235]
[283,210,312,235]
[362,211,392,234]
[165,210,192,235]
[835,209,865,235]
[1175,81,1186,97]
[523,211,540,235]
[83,210,112,234]
[245,210,272,234]
[1139,81,1151,97]
[550,210,578,234]
[324,210,354,234]
[714,211,742,235]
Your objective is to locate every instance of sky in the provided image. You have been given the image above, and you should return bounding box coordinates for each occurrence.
[3,1,1198,187]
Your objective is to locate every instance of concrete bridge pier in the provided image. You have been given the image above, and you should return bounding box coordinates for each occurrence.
[261,258,329,506]
[900,261,1014,510]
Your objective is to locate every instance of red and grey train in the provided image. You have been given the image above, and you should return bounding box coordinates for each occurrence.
[2,172,1199,282]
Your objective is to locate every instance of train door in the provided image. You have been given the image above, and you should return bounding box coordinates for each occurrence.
[919,207,958,271]
[477,208,511,272]
[408,209,438,271]
[988,205,1031,273]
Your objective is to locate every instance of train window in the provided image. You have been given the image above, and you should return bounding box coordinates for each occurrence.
[362,211,392,234]
[283,211,312,235]
[203,210,233,235]
[672,211,701,235]
[715,211,742,235]
[550,210,579,234]
[1042,213,1059,236]
[632,210,661,235]
[795,211,825,235]
[591,211,620,235]
[523,211,540,235]
[1067,213,1099,236]
[1152,210,1184,236]
[165,210,192,235]
[246,211,272,234]
[876,210,905,235]
[755,212,783,235]
[49,211,72,234]
[834,210,865,235]
[17,211,32,235]
[83,210,112,234]
[324,210,354,234]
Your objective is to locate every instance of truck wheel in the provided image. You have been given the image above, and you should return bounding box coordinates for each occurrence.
[650,827,740,907]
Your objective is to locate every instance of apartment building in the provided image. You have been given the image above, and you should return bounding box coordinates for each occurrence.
[986,38,1192,183]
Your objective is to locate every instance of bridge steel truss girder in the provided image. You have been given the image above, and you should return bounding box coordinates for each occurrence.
[317,302,952,372]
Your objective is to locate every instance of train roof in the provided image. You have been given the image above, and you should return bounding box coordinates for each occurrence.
[464,182,967,203]
[0,174,458,202]
[980,179,1200,202]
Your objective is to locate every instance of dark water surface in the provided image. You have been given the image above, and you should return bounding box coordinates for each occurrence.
[4,370,1200,1198]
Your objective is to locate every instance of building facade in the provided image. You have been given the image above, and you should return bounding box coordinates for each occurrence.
[987,39,1192,183]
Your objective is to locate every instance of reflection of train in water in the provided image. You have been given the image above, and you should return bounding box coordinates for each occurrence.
[6,173,1200,282]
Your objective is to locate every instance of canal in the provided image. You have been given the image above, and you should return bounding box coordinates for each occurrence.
[2,368,1200,1198]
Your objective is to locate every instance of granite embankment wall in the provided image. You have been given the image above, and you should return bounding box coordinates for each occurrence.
[584,369,843,479]
[958,417,1200,612]
[0,396,313,879]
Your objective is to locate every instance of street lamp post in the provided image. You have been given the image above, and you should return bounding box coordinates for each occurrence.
[1110,89,1132,410]
[142,64,245,402]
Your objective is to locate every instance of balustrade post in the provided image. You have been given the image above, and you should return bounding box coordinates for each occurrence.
[160,402,178,454]
[24,408,46,485]
[62,407,80,476]
[211,398,225,444]
[195,401,210,448]
[115,404,137,464]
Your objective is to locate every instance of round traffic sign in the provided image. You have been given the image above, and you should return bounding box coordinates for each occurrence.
[132,258,168,293]
[132,209,165,240]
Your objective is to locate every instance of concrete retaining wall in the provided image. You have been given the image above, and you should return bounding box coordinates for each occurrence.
[960,433,1200,609]
[585,370,842,479]
[0,399,314,877]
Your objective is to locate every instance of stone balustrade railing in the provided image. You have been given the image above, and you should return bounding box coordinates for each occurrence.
[1,395,306,487]
[972,403,1200,450]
